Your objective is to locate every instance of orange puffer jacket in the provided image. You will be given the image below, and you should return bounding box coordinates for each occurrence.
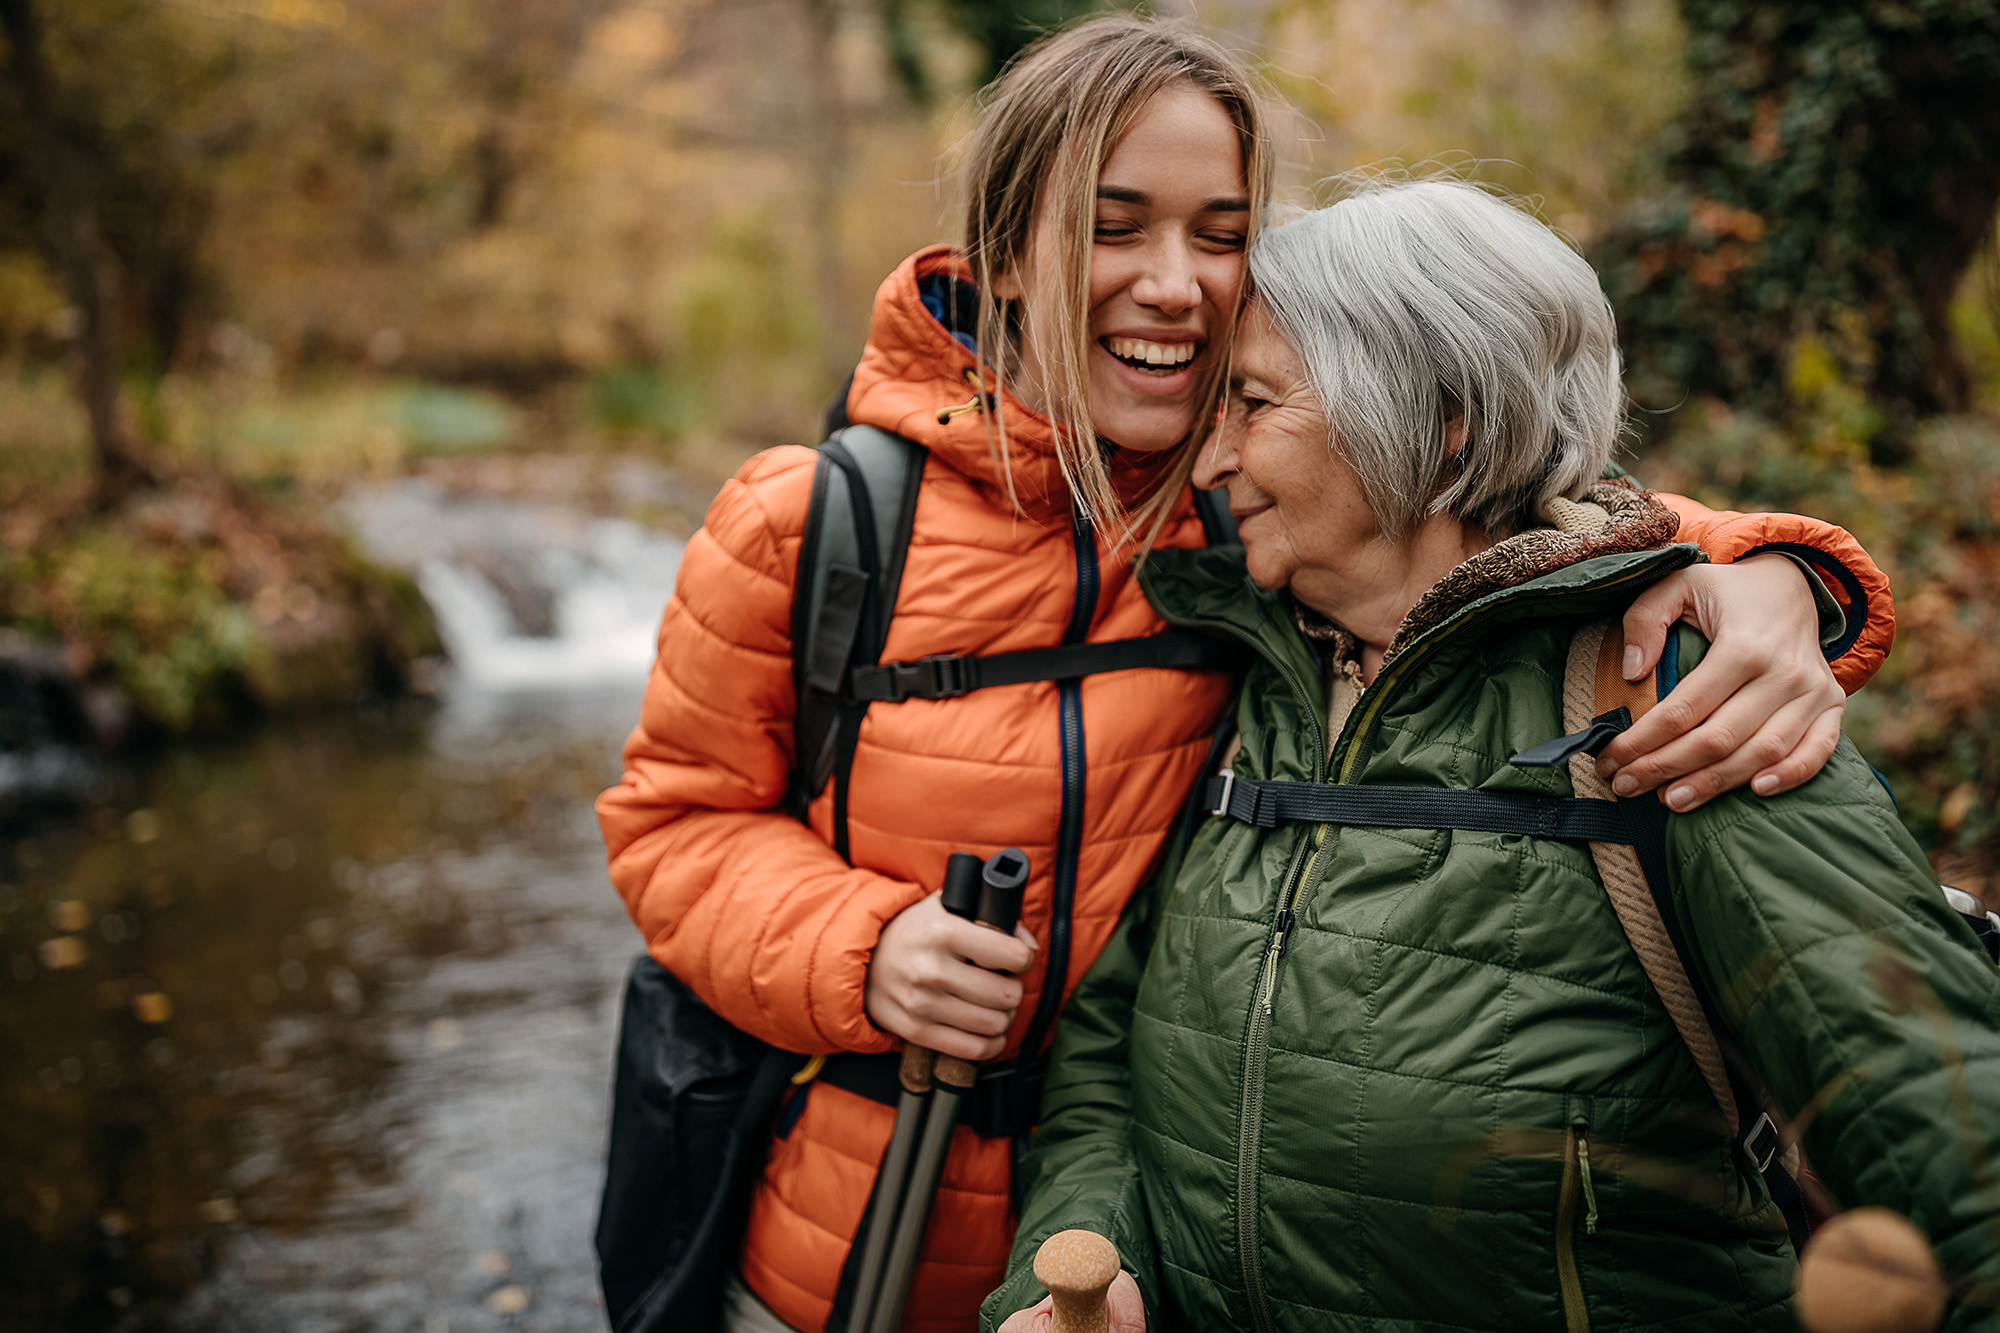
[597,245,1894,1333]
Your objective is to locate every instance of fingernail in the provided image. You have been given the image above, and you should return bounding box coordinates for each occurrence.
[1597,756,1620,778]
[1623,646,1643,680]
[1613,773,1640,797]
[1666,785,1695,811]
[1753,774,1780,796]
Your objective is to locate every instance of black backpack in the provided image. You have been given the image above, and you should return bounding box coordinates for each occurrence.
[595,426,1239,1333]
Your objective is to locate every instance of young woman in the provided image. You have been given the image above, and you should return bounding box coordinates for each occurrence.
[597,17,1893,1333]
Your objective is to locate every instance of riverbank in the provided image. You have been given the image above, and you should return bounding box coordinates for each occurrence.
[0,447,698,1328]
[2,476,440,745]
[0,365,745,815]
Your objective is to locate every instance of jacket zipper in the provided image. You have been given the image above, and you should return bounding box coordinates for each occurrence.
[1015,514,1100,1082]
[1557,1124,1593,1333]
[1147,602,1328,1333]
[1226,644,1329,1333]
[1218,558,1680,1332]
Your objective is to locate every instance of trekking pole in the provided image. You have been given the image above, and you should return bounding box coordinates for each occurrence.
[1034,1230,1120,1333]
[1795,1207,1945,1333]
[845,851,986,1333]
[861,847,1032,1333]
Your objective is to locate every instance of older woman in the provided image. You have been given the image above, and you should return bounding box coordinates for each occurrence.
[985,181,2000,1333]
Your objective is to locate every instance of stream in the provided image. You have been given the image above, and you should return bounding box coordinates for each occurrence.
[1,468,694,1332]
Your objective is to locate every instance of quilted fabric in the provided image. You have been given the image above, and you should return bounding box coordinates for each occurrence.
[985,538,2000,1333]
[598,243,1900,1333]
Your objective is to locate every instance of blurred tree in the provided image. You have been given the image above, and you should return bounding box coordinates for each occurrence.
[1597,0,2000,462]
[0,0,192,503]
[881,0,1127,100]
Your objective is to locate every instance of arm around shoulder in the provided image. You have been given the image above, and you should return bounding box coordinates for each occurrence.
[1653,492,1894,694]
[597,447,925,1055]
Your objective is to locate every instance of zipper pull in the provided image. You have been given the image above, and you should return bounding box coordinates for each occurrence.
[1257,909,1299,1014]
[1577,1131,1599,1236]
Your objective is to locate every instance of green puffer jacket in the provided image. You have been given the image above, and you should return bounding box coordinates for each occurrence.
[984,503,2000,1333]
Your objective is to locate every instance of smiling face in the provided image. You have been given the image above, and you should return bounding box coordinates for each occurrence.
[1000,81,1251,455]
[1195,302,1380,603]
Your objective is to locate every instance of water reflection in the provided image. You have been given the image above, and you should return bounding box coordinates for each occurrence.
[2,685,645,1331]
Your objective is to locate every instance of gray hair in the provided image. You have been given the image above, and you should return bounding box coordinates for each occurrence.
[1246,179,1624,539]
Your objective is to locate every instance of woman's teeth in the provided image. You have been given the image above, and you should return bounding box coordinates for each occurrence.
[1104,337,1197,372]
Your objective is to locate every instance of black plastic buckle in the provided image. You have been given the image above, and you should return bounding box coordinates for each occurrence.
[883,654,969,702]
[1739,1111,1781,1174]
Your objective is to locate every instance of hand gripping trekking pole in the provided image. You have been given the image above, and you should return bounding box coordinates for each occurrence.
[860,847,1032,1333]
[846,851,983,1333]
[1034,1230,1120,1333]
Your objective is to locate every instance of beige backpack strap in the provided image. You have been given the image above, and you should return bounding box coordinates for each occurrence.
[1563,623,1740,1138]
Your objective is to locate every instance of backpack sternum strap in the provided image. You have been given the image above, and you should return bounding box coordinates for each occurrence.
[1200,776,1633,840]
[849,630,1243,704]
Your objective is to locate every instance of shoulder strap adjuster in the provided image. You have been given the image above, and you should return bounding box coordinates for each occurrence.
[1209,768,1237,818]
[1739,1111,1781,1174]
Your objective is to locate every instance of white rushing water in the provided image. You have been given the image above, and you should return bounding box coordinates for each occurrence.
[341,479,685,693]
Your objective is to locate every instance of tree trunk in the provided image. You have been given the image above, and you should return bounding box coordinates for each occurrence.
[0,0,158,506]
[802,0,852,382]
[1595,0,2000,464]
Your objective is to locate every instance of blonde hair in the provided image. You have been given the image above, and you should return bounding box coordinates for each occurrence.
[957,14,1276,545]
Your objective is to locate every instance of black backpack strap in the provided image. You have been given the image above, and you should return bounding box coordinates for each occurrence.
[848,630,1241,703]
[789,426,927,856]
[1200,774,1633,841]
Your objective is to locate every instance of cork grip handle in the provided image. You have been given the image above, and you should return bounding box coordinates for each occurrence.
[1795,1208,1946,1333]
[1033,1230,1119,1333]
[898,1043,935,1095]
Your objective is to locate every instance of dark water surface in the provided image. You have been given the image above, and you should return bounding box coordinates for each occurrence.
[2,685,644,1332]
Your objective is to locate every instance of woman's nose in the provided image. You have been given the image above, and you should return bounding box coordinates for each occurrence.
[1131,238,1201,315]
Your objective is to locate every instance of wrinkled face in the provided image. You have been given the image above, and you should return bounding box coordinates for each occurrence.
[1195,302,1379,602]
[1002,82,1251,453]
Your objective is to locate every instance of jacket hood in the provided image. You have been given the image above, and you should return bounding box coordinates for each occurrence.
[844,245,1182,525]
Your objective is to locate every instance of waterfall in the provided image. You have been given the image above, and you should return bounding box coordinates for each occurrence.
[341,479,684,694]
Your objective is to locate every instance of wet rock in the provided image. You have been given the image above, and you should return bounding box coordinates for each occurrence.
[0,629,111,817]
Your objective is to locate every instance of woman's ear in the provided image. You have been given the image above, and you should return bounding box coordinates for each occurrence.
[991,267,1022,301]
[1444,416,1470,458]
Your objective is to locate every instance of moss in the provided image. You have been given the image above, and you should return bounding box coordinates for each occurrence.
[0,485,442,737]
[2,527,257,732]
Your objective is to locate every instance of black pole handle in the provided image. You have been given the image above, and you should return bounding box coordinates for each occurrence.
[978,848,1029,936]
[939,852,984,920]
[940,848,1028,936]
